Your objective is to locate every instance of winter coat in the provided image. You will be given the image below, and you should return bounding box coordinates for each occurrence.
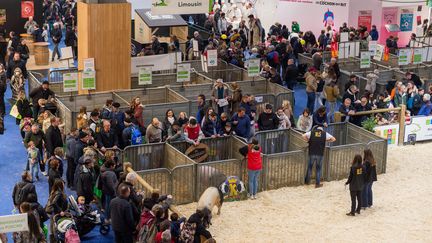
[110,196,136,234]
[45,125,63,155]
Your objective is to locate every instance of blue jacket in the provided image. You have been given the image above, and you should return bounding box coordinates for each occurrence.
[370,29,379,41]
[418,102,432,116]
[202,119,223,137]
[232,113,251,139]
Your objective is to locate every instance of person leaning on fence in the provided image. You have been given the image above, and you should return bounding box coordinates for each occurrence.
[232,107,252,141]
[239,138,262,199]
[302,125,336,188]
[345,154,365,216]
[184,117,204,146]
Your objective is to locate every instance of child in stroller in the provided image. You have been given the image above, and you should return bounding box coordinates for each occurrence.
[67,196,110,237]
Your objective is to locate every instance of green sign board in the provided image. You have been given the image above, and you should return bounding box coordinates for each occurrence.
[82,71,96,90]
[248,58,260,77]
[138,67,152,85]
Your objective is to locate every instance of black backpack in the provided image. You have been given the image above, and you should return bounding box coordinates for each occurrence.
[14,182,31,206]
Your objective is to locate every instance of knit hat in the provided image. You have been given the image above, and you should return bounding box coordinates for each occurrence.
[79,131,88,139]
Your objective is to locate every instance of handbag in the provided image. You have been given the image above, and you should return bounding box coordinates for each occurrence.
[10,103,22,119]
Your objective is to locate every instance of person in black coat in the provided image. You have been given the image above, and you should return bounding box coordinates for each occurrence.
[65,26,77,59]
[201,112,223,138]
[16,40,30,64]
[96,120,119,152]
[284,59,298,90]
[29,81,55,120]
[257,104,279,131]
[188,210,212,243]
[32,25,44,42]
[48,159,61,193]
[110,184,136,243]
[74,131,89,165]
[12,171,37,208]
[345,154,365,216]
[76,157,96,204]
[7,53,27,79]
[51,23,62,61]
[45,117,63,157]
[362,149,377,209]
[353,96,372,126]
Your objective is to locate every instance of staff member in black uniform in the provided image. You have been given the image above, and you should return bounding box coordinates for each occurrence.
[302,125,336,188]
[345,154,365,216]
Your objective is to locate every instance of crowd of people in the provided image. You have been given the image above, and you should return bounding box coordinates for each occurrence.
[3,1,432,242]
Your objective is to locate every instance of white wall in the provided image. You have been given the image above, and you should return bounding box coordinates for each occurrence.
[254,0,278,31]
[348,0,382,30]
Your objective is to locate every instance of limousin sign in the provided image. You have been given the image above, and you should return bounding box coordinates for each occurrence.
[151,0,210,15]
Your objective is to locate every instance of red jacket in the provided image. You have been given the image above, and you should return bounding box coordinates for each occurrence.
[185,125,201,141]
[247,145,262,170]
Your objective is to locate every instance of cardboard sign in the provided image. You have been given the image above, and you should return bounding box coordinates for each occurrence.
[369,41,377,55]
[138,67,152,85]
[63,72,78,92]
[176,63,191,82]
[398,49,412,66]
[207,50,218,67]
[360,52,371,69]
[0,213,28,233]
[412,48,423,64]
[247,58,260,77]
[83,58,95,72]
[340,32,349,42]
[60,46,73,60]
[82,71,96,90]
[373,44,384,61]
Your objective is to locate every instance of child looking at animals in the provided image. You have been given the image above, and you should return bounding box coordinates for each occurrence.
[27,141,40,182]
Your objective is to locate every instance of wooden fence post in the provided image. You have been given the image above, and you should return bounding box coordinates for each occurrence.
[398,105,406,146]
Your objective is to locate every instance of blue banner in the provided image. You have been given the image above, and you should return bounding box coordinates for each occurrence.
[400,13,413,32]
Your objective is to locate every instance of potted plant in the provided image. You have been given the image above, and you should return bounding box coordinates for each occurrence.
[361,117,377,132]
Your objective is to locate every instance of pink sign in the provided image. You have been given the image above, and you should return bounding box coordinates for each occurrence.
[380,7,398,44]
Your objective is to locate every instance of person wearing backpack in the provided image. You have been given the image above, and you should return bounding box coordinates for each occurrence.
[110,183,136,243]
[182,210,212,243]
[12,171,37,208]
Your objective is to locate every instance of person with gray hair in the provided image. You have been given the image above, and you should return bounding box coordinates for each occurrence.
[51,22,62,61]
[418,93,432,116]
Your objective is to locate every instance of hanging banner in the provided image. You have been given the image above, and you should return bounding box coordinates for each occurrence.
[338,43,349,59]
[374,124,399,146]
[82,71,96,90]
[200,54,208,73]
[176,63,191,82]
[373,44,384,61]
[360,52,371,69]
[247,58,260,77]
[382,7,398,25]
[400,9,414,32]
[138,67,152,85]
[398,49,412,66]
[151,0,210,15]
[207,50,218,67]
[368,41,377,55]
[21,1,34,18]
[358,10,372,31]
[0,213,28,233]
[404,115,432,143]
[63,72,78,92]
[412,48,423,64]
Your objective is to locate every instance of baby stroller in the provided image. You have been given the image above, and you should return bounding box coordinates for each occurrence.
[53,213,80,243]
[67,196,110,237]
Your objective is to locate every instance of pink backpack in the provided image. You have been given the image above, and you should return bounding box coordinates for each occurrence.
[65,229,81,243]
